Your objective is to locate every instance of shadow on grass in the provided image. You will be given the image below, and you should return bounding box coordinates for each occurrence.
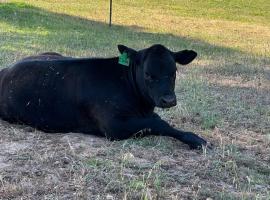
[208,82,269,134]
[1,2,268,65]
[202,62,267,80]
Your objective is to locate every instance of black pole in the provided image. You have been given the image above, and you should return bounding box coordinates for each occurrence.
[109,0,112,26]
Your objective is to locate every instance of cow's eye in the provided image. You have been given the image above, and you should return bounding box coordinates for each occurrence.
[145,72,155,81]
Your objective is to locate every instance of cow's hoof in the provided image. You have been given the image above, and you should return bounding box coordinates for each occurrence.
[184,132,212,150]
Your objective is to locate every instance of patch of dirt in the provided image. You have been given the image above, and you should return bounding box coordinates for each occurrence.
[0,117,269,199]
[0,141,29,170]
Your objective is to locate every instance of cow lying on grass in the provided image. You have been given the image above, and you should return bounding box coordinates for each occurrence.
[0,44,210,149]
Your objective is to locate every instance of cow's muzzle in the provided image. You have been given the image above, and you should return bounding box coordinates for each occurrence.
[158,94,177,108]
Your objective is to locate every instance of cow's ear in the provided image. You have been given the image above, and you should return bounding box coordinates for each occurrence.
[118,45,137,58]
[173,50,197,65]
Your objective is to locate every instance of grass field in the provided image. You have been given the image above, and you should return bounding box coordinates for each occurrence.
[0,0,269,199]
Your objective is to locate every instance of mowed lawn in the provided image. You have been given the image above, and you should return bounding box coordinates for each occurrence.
[0,0,269,199]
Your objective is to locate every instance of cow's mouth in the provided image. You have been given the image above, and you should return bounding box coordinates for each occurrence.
[156,102,177,109]
[156,95,177,108]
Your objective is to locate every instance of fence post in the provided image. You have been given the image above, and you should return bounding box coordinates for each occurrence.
[109,0,112,26]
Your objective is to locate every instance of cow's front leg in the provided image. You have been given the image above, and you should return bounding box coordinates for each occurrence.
[102,117,209,149]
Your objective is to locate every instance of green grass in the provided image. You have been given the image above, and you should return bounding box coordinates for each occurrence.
[0,0,269,199]
[2,0,269,57]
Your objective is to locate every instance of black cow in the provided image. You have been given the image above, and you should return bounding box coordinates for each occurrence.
[0,44,210,149]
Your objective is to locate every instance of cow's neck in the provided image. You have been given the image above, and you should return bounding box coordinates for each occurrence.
[128,61,154,113]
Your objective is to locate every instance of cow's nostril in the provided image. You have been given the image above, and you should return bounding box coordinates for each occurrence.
[161,98,168,104]
[161,96,176,106]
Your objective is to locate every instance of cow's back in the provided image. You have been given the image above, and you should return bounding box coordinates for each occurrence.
[0,59,82,131]
[21,52,69,61]
[0,57,129,133]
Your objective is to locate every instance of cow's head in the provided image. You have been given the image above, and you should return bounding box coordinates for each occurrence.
[118,44,197,108]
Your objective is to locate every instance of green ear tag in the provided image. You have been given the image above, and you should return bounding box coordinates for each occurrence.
[118,52,130,66]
